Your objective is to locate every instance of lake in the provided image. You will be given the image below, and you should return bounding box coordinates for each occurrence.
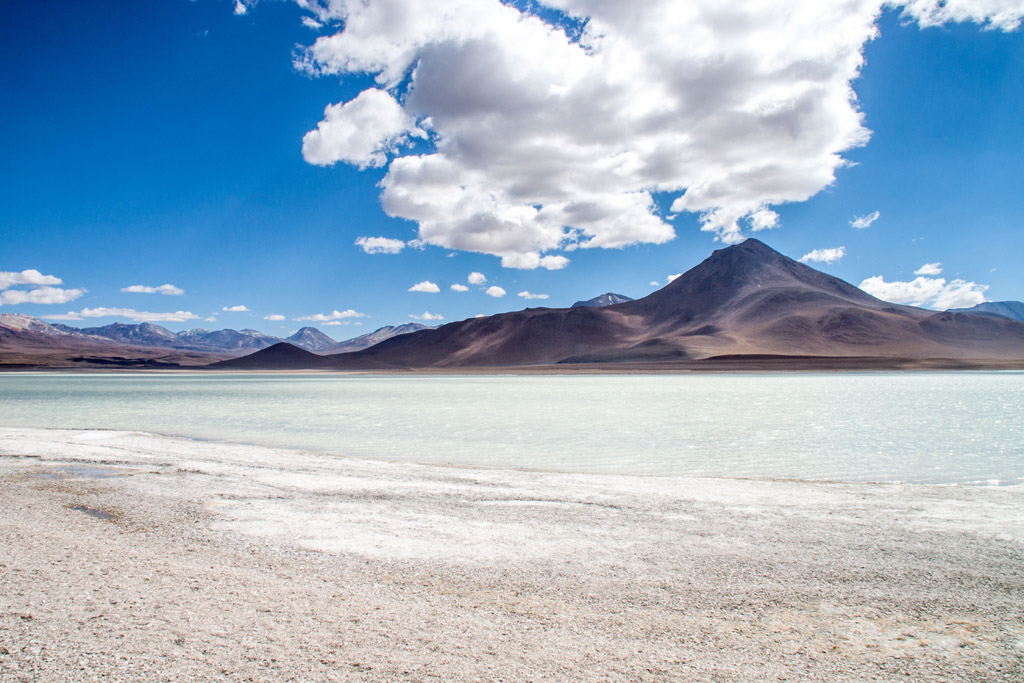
[1,372,1021,485]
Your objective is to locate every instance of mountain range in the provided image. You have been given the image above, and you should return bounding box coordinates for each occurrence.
[215,239,1024,371]
[4,240,1023,371]
[0,315,430,368]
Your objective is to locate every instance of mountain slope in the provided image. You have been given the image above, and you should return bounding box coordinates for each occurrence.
[329,323,432,353]
[950,301,1024,322]
[285,327,337,353]
[305,239,1024,369]
[571,293,634,308]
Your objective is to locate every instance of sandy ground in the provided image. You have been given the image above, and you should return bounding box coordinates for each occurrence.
[1,428,1023,682]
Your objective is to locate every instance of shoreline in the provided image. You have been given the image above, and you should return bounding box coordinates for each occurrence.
[2,428,1023,681]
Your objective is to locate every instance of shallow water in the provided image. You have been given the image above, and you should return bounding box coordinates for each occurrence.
[1,372,1022,485]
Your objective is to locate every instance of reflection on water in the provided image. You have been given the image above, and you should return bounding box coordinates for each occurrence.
[2,372,1022,485]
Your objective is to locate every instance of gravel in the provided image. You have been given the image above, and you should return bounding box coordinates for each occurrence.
[1,427,1023,682]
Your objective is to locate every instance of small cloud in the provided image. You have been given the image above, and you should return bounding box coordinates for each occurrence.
[0,287,86,306]
[474,313,486,318]
[0,269,62,289]
[205,316,217,323]
[914,262,943,276]
[301,15,322,29]
[295,309,366,322]
[485,286,507,298]
[468,272,487,285]
[450,283,469,292]
[859,276,988,310]
[46,307,201,323]
[233,1,247,16]
[799,246,846,264]
[666,273,681,283]
[264,314,286,321]
[323,321,343,326]
[518,291,549,300]
[121,283,184,296]
[410,311,444,321]
[649,280,660,286]
[499,254,570,270]
[850,211,880,229]
[409,280,441,293]
[355,236,406,254]
[222,305,249,312]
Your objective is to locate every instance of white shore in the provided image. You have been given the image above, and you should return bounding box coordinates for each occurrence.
[2,428,1023,681]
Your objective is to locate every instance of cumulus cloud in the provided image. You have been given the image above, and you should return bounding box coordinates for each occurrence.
[450,283,469,292]
[410,311,444,320]
[302,88,425,168]
[295,309,366,321]
[485,286,506,298]
[264,314,286,321]
[121,283,184,296]
[0,269,62,289]
[799,247,846,264]
[355,236,407,254]
[914,262,943,276]
[222,305,249,312]
[467,272,487,285]
[292,0,1023,267]
[850,211,881,229]
[301,15,322,30]
[0,287,86,306]
[859,275,988,310]
[518,291,549,300]
[667,274,682,283]
[234,1,248,16]
[46,307,201,323]
[409,280,441,293]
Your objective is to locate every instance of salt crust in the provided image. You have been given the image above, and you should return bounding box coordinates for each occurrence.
[2,428,1023,681]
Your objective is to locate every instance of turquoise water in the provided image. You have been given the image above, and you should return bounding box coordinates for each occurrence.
[1,372,1022,485]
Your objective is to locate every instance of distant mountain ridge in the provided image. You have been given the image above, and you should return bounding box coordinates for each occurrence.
[571,293,634,308]
[949,301,1024,322]
[217,239,1024,370]
[0,313,434,365]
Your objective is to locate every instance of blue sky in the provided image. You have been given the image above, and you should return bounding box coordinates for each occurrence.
[2,0,1022,337]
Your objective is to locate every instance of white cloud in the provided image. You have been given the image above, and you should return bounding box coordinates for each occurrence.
[410,311,444,320]
[264,314,286,321]
[323,321,344,326]
[0,269,62,289]
[47,307,201,323]
[205,316,218,323]
[859,275,988,310]
[355,236,407,254]
[121,283,184,296]
[450,283,470,292]
[666,274,682,283]
[914,262,943,276]
[302,88,425,168]
[294,0,1023,266]
[234,1,247,16]
[850,211,880,229]
[799,246,846,264]
[301,15,322,30]
[485,286,506,298]
[0,287,86,306]
[409,280,441,293]
[295,309,367,322]
[467,272,487,285]
[518,291,549,300]
[222,305,249,312]
[649,281,660,287]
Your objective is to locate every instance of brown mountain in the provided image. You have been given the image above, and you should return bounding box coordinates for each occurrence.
[214,239,1024,371]
[207,342,334,370]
